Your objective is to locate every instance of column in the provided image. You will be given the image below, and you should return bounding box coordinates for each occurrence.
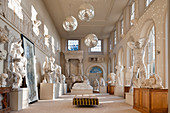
[78,59,83,76]
[65,59,69,77]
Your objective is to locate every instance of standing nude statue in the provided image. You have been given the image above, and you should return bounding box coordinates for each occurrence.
[127,37,150,92]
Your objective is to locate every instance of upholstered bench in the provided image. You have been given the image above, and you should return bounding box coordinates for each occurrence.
[73,94,99,106]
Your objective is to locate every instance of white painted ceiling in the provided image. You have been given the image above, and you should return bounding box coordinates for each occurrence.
[43,0,129,39]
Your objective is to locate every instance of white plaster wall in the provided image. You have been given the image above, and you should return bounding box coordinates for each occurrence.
[0,0,61,86]
[110,0,168,87]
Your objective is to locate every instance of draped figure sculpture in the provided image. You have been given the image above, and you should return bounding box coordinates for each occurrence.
[107,73,116,86]
[127,37,150,92]
[115,63,124,86]
[99,76,105,87]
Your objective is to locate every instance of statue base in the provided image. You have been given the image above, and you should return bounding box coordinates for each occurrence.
[99,86,107,93]
[10,88,29,111]
[125,92,133,106]
[114,85,124,97]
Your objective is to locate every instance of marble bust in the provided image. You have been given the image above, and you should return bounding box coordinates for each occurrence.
[107,73,116,86]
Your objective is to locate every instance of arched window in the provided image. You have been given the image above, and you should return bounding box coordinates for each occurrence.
[147,26,155,77]
[90,66,103,73]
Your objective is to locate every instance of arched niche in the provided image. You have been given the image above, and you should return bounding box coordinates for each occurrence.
[86,63,107,86]
[126,36,134,68]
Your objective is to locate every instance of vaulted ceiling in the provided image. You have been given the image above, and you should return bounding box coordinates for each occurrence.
[43,0,129,39]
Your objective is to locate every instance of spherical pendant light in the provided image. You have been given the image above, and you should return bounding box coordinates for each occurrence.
[63,16,78,31]
[78,3,94,22]
[84,34,98,47]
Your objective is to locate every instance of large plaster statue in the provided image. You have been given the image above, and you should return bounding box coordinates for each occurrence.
[107,73,116,86]
[0,49,7,60]
[49,57,56,83]
[9,40,27,89]
[78,62,83,76]
[93,79,99,91]
[42,57,52,83]
[0,73,8,87]
[99,76,105,87]
[115,63,124,86]
[127,37,150,91]
[60,74,66,84]
[0,27,8,44]
[141,74,163,89]
[125,66,133,86]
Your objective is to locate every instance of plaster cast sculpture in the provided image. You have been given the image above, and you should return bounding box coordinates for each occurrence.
[10,40,23,59]
[9,40,27,89]
[99,76,105,87]
[78,62,83,76]
[72,83,93,90]
[125,66,133,86]
[93,79,99,91]
[0,73,8,87]
[49,57,56,83]
[0,27,8,44]
[60,74,66,84]
[115,63,124,86]
[42,57,52,83]
[54,64,60,83]
[107,73,116,86]
[141,74,163,89]
[127,37,150,92]
[0,49,7,60]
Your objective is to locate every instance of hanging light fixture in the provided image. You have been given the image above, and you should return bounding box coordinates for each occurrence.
[84,34,98,47]
[78,3,94,22]
[63,16,78,32]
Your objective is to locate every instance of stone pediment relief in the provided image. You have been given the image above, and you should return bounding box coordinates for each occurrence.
[63,50,84,61]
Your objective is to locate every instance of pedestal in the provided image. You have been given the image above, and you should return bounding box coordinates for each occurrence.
[10,88,29,111]
[114,86,124,96]
[71,89,93,94]
[107,85,115,94]
[125,93,133,106]
[55,83,60,98]
[124,86,130,99]
[99,86,107,93]
[63,84,67,94]
[40,83,55,100]
[59,83,64,96]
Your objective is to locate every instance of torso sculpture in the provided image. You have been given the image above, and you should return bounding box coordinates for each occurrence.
[125,66,133,86]
[128,37,150,92]
[107,73,116,86]
[42,57,51,83]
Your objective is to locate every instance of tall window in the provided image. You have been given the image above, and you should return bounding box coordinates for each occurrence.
[90,40,102,52]
[147,26,155,78]
[114,29,117,45]
[90,66,102,73]
[67,40,79,51]
[120,19,124,35]
[130,2,135,25]
[146,0,153,7]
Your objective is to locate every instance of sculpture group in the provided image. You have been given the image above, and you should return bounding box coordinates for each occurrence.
[42,56,65,84]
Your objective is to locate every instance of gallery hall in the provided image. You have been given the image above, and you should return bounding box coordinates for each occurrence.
[0,0,169,113]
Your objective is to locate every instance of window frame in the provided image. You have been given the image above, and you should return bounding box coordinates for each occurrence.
[120,18,124,35]
[67,39,80,51]
[145,0,153,7]
[89,39,103,55]
[130,1,135,26]
[147,26,156,78]
[113,28,117,46]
